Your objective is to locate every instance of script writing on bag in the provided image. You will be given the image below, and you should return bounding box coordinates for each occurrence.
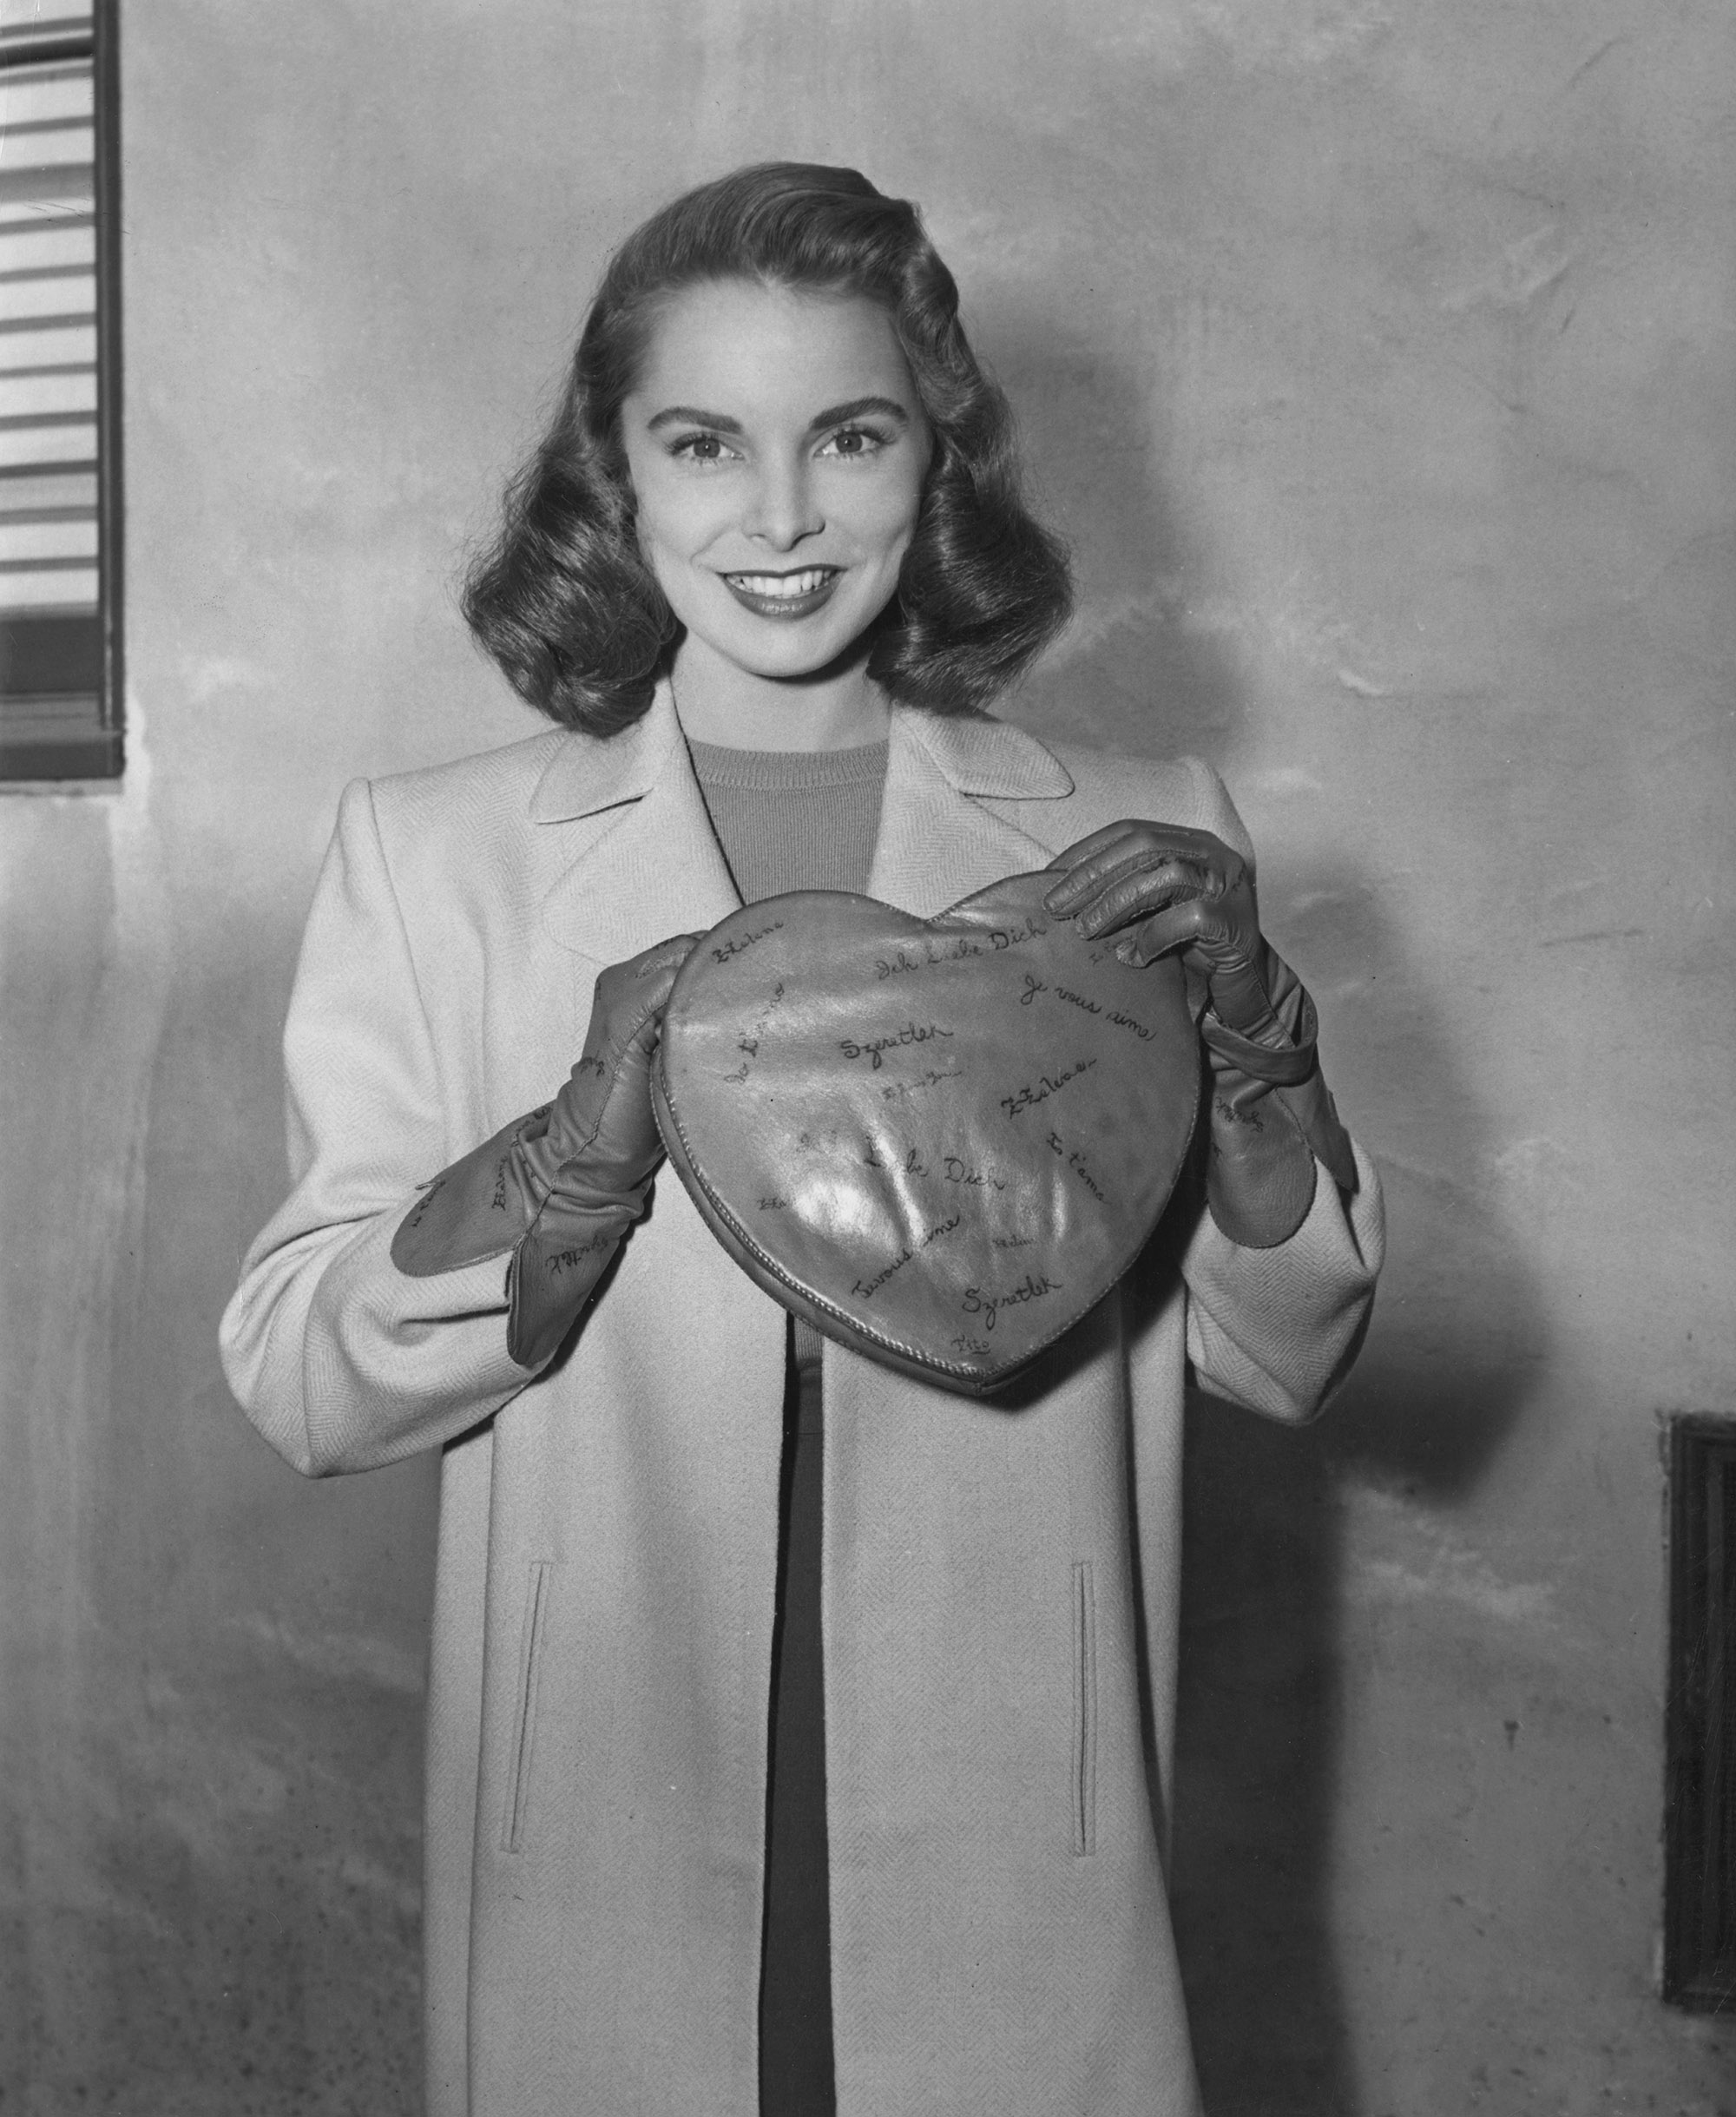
[651,871,1200,1394]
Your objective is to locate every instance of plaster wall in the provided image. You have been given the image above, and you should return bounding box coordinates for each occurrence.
[1,2,1731,2110]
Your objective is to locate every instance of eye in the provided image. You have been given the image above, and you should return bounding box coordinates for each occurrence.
[817,424,891,461]
[667,431,739,467]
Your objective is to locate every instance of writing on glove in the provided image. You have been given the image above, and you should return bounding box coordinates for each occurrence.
[391,930,701,1366]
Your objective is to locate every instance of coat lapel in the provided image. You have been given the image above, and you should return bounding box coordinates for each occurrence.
[532,688,1077,960]
[533,681,742,966]
[868,707,1075,916]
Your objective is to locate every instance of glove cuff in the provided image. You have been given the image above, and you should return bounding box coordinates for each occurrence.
[1205,1078,1318,1248]
[1274,1070,1358,1198]
[1200,1008,1319,1087]
[1200,959,1359,1246]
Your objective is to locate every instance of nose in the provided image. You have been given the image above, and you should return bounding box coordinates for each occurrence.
[741,453,822,551]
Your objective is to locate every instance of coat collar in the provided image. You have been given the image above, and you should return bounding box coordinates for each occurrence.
[867,707,1071,916]
[535,680,1075,962]
[527,682,686,824]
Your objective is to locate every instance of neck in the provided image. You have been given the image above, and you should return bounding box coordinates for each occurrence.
[667,634,891,752]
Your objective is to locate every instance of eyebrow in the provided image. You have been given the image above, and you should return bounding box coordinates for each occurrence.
[644,395,912,435]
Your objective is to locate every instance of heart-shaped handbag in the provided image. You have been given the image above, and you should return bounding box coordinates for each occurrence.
[651,871,1200,1395]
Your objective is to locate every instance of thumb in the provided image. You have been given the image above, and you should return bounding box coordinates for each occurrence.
[618,930,706,1048]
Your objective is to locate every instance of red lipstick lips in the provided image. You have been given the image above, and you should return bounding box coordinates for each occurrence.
[720,566,841,621]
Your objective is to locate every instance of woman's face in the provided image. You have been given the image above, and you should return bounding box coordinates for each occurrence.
[620,278,932,687]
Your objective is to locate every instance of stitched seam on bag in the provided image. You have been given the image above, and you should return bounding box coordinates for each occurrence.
[502,1560,553,1854]
[1073,1560,1098,1857]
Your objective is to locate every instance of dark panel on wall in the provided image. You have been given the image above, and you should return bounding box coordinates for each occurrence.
[1664,1415,1736,2009]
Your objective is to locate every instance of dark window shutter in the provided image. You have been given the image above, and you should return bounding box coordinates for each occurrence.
[0,0,122,781]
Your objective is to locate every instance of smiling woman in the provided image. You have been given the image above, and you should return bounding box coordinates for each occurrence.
[461,162,1070,738]
[220,161,1383,2117]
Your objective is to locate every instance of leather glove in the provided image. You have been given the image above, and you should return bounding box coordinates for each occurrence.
[1042,822,1356,1248]
[391,931,702,1367]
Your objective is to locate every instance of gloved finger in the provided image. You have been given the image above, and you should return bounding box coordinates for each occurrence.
[1071,863,1207,940]
[618,931,706,1030]
[1049,843,1194,919]
[1044,824,1227,916]
[1043,817,1225,880]
[1112,898,1218,967]
[632,930,707,981]
[608,930,705,1013]
[1075,843,1251,935]
[1042,819,1149,881]
[582,934,706,1068]
[1060,839,1228,930]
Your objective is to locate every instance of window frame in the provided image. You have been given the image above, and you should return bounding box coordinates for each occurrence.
[0,0,123,783]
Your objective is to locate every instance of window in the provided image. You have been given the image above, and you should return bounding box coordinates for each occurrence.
[0,0,121,781]
[1663,1414,1736,2009]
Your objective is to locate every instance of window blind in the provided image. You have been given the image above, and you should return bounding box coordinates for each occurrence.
[0,0,121,780]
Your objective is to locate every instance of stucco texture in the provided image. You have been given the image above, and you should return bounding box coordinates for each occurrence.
[1,2,1731,2111]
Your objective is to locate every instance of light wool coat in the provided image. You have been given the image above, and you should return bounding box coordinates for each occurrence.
[220,687,1384,2117]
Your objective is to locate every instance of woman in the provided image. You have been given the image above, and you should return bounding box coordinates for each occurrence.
[221,163,1384,2117]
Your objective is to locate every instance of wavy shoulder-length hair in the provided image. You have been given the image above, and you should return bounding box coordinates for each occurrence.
[463,162,1072,734]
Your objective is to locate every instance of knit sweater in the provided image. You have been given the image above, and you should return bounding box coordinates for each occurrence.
[686,736,887,902]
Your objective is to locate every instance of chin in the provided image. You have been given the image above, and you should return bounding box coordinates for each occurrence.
[707,609,884,682]
[739,634,859,680]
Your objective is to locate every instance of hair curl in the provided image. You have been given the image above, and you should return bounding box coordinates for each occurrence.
[464,162,1072,734]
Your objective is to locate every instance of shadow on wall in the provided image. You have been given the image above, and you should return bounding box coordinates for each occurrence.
[991,327,1553,2113]
[1172,872,1551,2117]
[1281,858,1555,1502]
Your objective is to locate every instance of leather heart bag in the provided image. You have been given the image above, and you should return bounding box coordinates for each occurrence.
[652,871,1200,1395]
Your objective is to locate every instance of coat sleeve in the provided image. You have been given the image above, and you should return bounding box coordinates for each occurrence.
[219,779,531,1476]
[1174,758,1386,1422]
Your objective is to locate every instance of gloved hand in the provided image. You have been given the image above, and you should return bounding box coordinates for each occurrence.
[1042,822,1356,1248]
[391,931,702,1367]
[1042,820,1281,1037]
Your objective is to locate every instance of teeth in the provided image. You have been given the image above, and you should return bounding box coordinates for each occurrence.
[727,569,833,598]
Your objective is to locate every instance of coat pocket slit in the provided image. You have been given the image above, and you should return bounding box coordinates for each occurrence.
[502,1560,554,1854]
[1072,1559,1098,1857]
